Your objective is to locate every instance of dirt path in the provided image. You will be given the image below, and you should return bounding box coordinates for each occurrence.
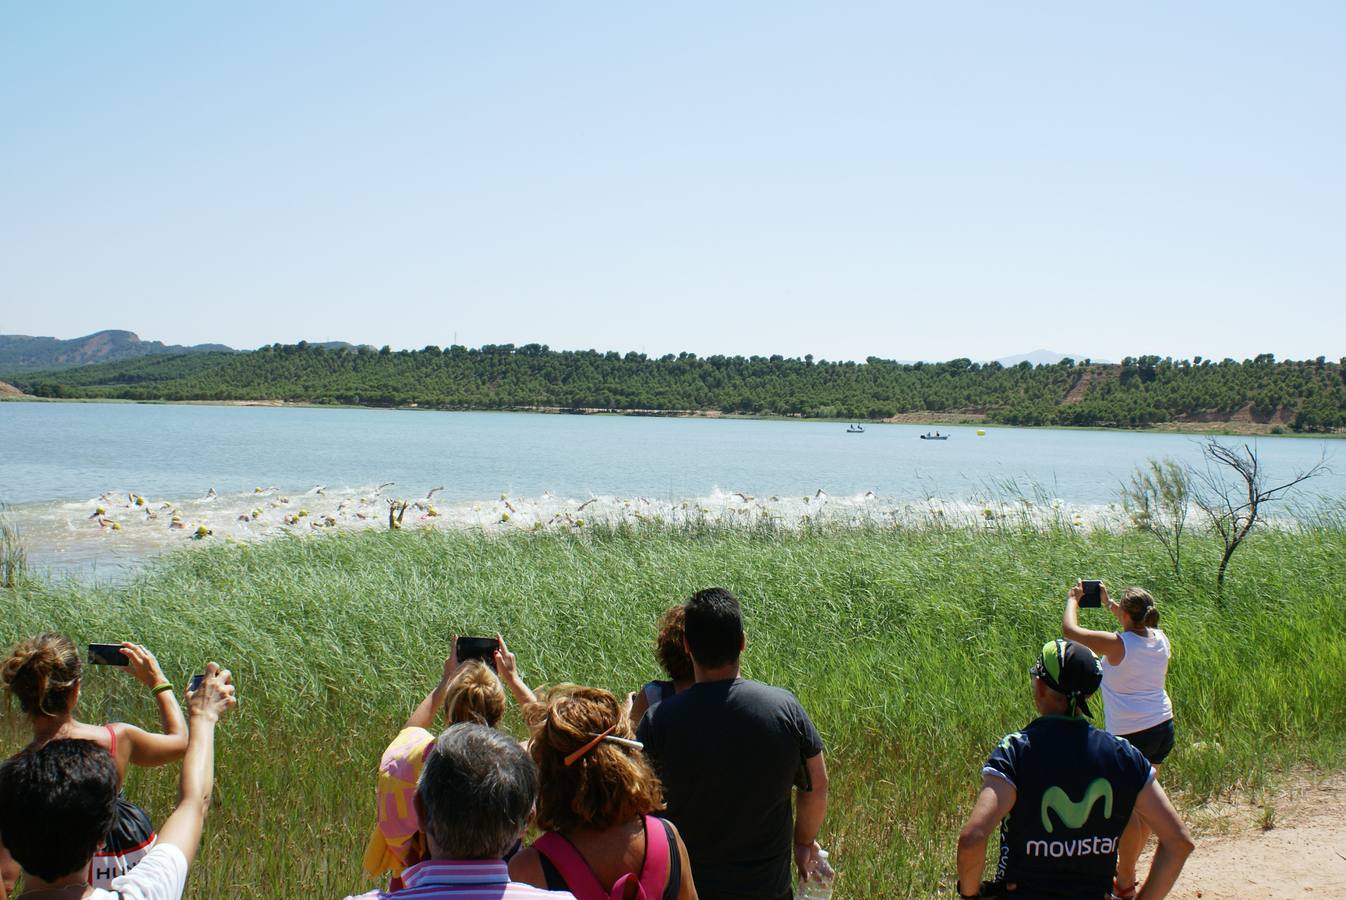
[1147,771,1346,898]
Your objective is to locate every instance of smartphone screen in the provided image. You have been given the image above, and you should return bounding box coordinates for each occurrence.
[456,636,500,670]
[1080,580,1103,608]
[88,643,129,666]
[188,674,205,694]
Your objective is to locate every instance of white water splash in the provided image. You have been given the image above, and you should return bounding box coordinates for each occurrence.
[8,483,1130,578]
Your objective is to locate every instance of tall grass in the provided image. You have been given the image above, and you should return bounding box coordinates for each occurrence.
[0,506,27,590]
[3,522,1344,897]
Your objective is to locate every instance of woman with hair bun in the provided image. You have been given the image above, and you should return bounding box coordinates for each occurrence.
[363,635,535,888]
[510,684,697,900]
[1063,582,1175,900]
[0,633,188,892]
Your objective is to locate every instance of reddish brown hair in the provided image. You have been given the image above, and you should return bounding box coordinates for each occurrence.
[654,606,693,683]
[527,684,664,833]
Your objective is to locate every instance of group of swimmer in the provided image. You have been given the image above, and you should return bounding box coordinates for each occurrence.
[80,485,882,545]
[1,579,1186,899]
[88,489,207,533]
[84,484,413,539]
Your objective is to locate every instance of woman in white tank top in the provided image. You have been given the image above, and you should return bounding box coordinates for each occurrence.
[1062,581,1174,900]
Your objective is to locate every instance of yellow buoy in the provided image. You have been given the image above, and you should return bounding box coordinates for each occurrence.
[976,429,987,436]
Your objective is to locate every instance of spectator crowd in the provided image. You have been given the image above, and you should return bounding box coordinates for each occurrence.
[0,582,1191,899]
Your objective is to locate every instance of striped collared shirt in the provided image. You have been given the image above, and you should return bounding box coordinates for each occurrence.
[345,858,575,899]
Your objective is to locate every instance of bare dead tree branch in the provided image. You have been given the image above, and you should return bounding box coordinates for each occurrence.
[1190,438,1329,596]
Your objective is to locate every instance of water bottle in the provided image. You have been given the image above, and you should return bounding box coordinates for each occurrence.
[796,847,835,899]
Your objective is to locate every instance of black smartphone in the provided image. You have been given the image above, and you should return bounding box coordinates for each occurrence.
[456,636,500,670]
[1080,580,1103,608]
[88,643,129,666]
[188,674,205,694]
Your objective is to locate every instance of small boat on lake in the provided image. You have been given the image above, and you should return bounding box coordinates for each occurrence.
[919,431,948,440]
[846,424,865,433]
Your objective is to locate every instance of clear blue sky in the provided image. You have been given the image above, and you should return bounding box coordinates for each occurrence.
[2,3,1342,363]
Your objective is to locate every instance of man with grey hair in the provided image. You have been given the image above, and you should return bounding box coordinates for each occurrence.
[346,723,574,899]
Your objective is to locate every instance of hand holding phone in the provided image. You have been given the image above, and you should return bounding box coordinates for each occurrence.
[117,642,168,688]
[187,662,236,722]
[1079,580,1103,609]
[456,636,501,671]
[88,643,129,666]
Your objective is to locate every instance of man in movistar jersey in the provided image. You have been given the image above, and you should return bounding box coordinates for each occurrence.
[956,639,1193,900]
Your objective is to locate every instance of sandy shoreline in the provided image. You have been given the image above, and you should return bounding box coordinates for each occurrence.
[3,393,1338,438]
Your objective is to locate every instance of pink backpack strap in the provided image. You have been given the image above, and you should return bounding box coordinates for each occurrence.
[533,832,611,900]
[634,814,671,899]
[535,819,670,900]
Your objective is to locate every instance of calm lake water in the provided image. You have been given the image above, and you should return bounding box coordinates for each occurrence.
[1,402,1340,576]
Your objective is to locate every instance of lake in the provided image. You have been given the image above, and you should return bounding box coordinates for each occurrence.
[1,401,1340,576]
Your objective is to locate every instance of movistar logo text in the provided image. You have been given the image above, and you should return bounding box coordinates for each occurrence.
[1040,778,1113,832]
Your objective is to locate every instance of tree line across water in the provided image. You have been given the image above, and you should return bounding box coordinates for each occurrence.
[10,344,1346,431]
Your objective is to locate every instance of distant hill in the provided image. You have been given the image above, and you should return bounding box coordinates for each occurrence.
[0,330,234,375]
[994,349,1112,367]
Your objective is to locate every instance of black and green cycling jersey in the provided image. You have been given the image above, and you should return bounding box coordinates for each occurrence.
[983,714,1153,898]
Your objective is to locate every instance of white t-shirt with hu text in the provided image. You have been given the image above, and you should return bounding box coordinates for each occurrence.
[88,843,189,900]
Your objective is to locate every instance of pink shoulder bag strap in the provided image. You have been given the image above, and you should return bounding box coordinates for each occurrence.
[534,814,671,900]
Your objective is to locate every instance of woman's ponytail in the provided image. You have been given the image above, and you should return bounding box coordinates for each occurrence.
[1119,588,1160,632]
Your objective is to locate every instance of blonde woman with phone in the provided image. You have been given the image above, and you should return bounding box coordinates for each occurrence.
[363,634,535,890]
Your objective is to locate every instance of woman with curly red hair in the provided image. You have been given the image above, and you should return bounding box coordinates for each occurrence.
[510,684,697,900]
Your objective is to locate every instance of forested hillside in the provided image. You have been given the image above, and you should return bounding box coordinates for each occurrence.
[11,343,1346,431]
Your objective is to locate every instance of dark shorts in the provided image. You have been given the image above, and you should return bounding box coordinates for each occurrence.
[1120,718,1175,765]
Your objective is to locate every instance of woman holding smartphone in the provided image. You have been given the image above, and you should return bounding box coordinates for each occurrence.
[1062,581,1174,900]
[0,634,189,892]
[363,634,535,890]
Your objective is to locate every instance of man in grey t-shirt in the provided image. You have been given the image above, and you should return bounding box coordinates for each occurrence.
[638,587,828,900]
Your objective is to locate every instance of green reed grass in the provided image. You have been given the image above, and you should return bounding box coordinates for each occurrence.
[3,522,1345,897]
[0,507,26,590]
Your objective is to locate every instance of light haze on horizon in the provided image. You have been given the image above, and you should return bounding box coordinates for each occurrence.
[2,3,1343,364]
